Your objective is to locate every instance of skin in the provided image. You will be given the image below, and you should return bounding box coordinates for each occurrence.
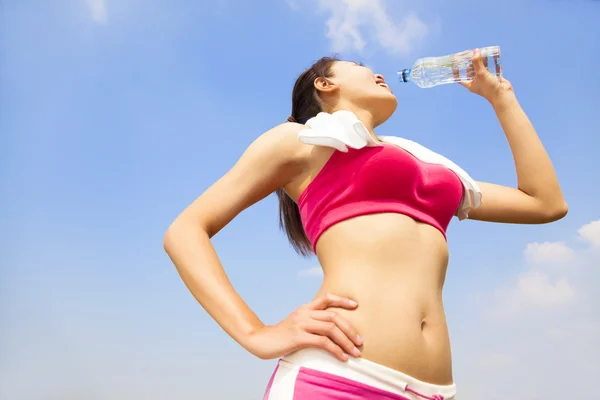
[163,50,567,385]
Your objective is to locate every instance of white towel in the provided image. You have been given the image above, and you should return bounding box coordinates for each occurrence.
[297,110,482,220]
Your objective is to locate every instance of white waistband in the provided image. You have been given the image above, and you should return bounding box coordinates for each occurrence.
[282,348,457,399]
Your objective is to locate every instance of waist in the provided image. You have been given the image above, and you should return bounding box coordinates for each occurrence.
[281,348,457,400]
[314,281,453,384]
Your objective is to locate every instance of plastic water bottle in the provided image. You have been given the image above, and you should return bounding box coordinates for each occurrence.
[398,46,503,89]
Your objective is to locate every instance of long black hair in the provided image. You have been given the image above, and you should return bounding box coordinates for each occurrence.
[276,56,339,257]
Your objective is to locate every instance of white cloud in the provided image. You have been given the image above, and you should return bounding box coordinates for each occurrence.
[489,227,600,318]
[292,0,428,55]
[516,270,575,307]
[524,241,575,265]
[88,0,108,24]
[578,219,600,247]
[492,270,576,318]
[297,266,324,277]
[456,219,600,399]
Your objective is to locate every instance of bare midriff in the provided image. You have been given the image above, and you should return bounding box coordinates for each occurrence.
[313,212,454,386]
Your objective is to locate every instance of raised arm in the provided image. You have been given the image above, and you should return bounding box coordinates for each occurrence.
[459,49,568,224]
[163,122,363,361]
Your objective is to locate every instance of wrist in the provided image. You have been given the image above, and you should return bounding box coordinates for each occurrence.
[241,323,267,355]
[488,90,518,110]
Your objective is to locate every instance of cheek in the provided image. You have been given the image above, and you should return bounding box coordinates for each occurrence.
[344,75,376,97]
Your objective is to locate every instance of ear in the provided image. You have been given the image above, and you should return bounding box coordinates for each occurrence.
[314,77,338,94]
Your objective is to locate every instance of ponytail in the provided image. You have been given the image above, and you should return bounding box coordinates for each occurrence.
[276,56,339,256]
[276,188,312,256]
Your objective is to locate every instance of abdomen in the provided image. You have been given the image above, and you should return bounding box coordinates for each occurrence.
[313,213,454,385]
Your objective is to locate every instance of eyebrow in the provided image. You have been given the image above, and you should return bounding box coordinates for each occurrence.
[348,60,365,67]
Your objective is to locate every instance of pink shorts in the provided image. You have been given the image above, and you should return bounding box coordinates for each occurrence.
[263,348,457,400]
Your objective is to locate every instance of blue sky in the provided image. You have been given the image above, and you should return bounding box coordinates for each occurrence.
[1,1,599,399]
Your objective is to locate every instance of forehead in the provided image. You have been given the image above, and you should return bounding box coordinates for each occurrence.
[332,60,362,74]
[338,60,362,67]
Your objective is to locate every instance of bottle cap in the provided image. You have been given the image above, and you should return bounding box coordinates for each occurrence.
[398,69,411,83]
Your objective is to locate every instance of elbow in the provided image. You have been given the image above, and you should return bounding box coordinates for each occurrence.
[163,218,186,255]
[163,216,210,255]
[554,201,569,220]
[163,223,178,255]
[542,200,568,223]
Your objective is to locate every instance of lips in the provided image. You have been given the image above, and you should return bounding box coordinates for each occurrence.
[375,77,391,92]
[376,80,392,93]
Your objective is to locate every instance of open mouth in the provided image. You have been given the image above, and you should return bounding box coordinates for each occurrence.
[375,77,392,92]
[377,81,392,92]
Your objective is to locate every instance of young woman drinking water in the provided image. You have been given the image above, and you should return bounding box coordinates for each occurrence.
[164,50,567,399]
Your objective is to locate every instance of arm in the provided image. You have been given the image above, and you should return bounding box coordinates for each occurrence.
[163,123,307,351]
[460,50,568,224]
[163,123,363,361]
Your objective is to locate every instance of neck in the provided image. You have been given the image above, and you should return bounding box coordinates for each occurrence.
[330,103,378,141]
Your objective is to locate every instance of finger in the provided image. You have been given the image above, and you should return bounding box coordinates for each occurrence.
[493,54,500,76]
[452,65,460,82]
[310,293,358,311]
[466,62,475,80]
[454,68,470,89]
[305,320,361,358]
[471,48,486,75]
[304,333,348,361]
[311,310,363,346]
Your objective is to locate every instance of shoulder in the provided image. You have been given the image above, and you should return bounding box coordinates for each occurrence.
[248,122,313,166]
[257,122,305,148]
[228,122,313,190]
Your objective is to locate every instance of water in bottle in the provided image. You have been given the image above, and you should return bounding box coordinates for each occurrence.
[398,46,503,89]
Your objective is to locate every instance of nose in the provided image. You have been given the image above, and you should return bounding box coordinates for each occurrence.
[375,74,385,83]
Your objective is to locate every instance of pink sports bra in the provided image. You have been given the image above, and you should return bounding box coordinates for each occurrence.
[297,143,464,253]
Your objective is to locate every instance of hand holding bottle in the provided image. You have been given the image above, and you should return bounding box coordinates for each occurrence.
[456,48,514,104]
[246,293,363,362]
[398,45,503,89]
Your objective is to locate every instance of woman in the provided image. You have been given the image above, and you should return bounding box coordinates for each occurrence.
[164,50,567,399]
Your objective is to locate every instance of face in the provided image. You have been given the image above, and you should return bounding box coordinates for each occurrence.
[317,61,398,126]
